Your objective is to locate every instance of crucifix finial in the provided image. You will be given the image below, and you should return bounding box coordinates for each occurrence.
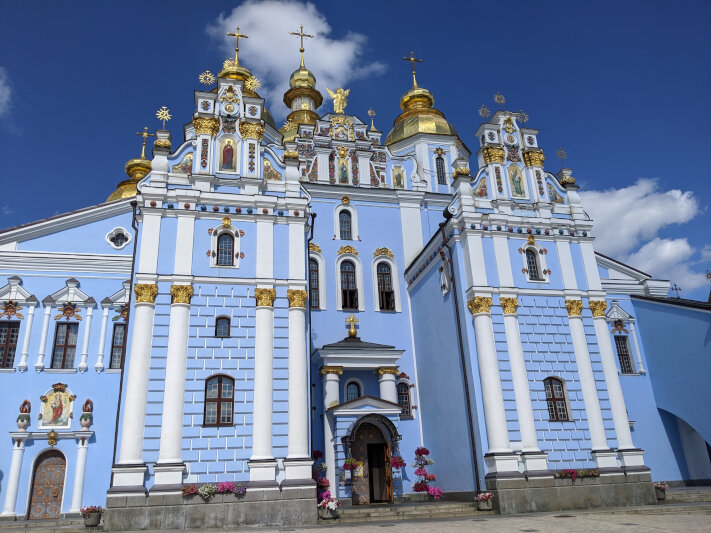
[671,282,682,298]
[403,51,422,88]
[226,26,249,66]
[289,24,314,68]
[135,126,155,159]
[345,313,359,338]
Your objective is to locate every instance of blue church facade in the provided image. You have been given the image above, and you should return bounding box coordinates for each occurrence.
[0,30,708,527]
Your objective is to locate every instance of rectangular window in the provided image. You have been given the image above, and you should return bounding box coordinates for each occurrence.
[0,321,20,368]
[109,323,126,369]
[51,322,78,369]
[614,335,634,374]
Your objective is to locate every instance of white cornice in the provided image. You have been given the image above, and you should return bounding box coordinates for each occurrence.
[0,251,132,274]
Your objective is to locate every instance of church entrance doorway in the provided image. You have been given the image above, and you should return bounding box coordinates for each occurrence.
[27,450,66,520]
[351,423,393,505]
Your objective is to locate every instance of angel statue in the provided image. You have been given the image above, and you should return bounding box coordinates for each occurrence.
[326,87,350,114]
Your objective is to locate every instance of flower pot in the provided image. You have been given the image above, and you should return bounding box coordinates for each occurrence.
[655,488,666,501]
[478,499,493,511]
[80,415,92,430]
[16,416,30,431]
[84,512,102,527]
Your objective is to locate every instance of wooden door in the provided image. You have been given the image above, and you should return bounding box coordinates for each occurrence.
[28,450,66,520]
[385,442,394,503]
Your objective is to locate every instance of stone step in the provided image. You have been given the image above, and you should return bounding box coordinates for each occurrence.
[323,502,487,524]
[665,488,711,503]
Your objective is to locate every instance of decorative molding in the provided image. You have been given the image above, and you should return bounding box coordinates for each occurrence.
[337,245,358,256]
[0,251,132,274]
[153,138,171,150]
[376,366,399,376]
[565,299,583,317]
[373,247,394,259]
[170,285,193,305]
[467,296,492,315]
[341,195,350,205]
[308,242,322,253]
[482,146,505,165]
[452,167,470,179]
[134,284,158,303]
[239,122,265,140]
[589,300,607,317]
[254,288,276,307]
[221,216,231,228]
[192,117,220,136]
[500,297,519,315]
[523,149,545,168]
[286,289,307,308]
[527,234,536,245]
[320,366,343,375]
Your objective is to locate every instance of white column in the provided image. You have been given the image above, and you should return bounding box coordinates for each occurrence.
[17,305,35,372]
[154,285,192,487]
[468,296,518,474]
[70,435,90,513]
[321,368,341,492]
[94,307,110,372]
[566,300,616,469]
[249,288,277,482]
[628,322,646,374]
[377,368,398,404]
[1,436,27,516]
[34,305,52,371]
[113,284,158,488]
[77,307,93,372]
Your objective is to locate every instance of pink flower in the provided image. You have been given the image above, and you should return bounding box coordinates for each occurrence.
[415,446,430,456]
[414,467,428,477]
[426,474,437,481]
[312,450,324,460]
[428,486,443,500]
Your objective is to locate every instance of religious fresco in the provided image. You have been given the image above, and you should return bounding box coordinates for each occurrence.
[262,159,282,181]
[171,153,193,174]
[547,183,565,204]
[392,167,404,189]
[38,383,76,430]
[508,165,526,198]
[220,138,236,171]
[473,177,489,198]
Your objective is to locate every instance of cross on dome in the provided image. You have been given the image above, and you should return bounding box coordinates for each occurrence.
[403,51,423,88]
[289,24,314,67]
[135,127,155,160]
[226,26,249,66]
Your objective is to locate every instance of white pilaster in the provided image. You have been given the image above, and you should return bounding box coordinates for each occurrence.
[17,305,35,372]
[256,221,274,279]
[377,369,398,404]
[94,307,110,372]
[69,436,90,513]
[396,192,424,266]
[173,215,195,276]
[628,322,646,374]
[77,307,93,372]
[556,239,578,290]
[1,436,26,517]
[321,368,341,493]
[34,305,52,371]
[492,235,514,287]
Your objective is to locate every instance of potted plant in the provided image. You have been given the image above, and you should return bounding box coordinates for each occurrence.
[342,458,358,479]
[80,505,103,527]
[317,496,341,519]
[475,492,494,511]
[654,481,669,501]
[391,456,406,469]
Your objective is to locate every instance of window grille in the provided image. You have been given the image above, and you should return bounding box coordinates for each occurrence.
[435,156,446,185]
[526,249,541,280]
[346,382,361,402]
[215,316,230,338]
[0,321,19,368]
[51,322,78,369]
[109,323,126,369]
[397,382,411,416]
[376,262,395,311]
[309,259,320,309]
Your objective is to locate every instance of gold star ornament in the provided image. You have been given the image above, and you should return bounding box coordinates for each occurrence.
[156,106,172,128]
[245,75,261,91]
[199,70,216,86]
[478,104,491,119]
[494,91,506,105]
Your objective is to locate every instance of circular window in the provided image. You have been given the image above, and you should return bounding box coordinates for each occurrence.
[106,228,131,250]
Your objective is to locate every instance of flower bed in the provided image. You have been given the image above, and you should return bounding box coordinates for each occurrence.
[555,468,599,482]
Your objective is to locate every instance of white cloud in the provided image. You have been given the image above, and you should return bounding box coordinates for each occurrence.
[206,0,386,121]
[0,67,11,117]
[626,238,708,291]
[1,206,12,216]
[701,245,711,261]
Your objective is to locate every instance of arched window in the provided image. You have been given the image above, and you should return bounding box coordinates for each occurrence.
[376,262,395,311]
[309,258,320,309]
[339,211,352,240]
[204,375,234,427]
[346,381,361,402]
[397,382,411,417]
[435,156,446,185]
[215,316,230,338]
[217,233,234,266]
[614,335,634,374]
[340,260,358,310]
[526,249,541,281]
[543,377,569,421]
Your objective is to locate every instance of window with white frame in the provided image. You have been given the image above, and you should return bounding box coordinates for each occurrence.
[372,256,402,312]
[614,335,634,374]
[544,377,570,421]
[397,382,412,418]
[345,381,361,402]
[520,240,550,283]
[339,211,352,240]
[333,204,359,241]
[210,223,241,268]
[309,251,327,310]
[336,254,364,311]
[435,156,446,185]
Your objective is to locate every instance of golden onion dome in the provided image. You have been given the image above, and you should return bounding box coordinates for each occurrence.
[281,57,323,142]
[385,84,458,146]
[107,157,151,202]
[218,58,252,82]
[289,64,316,89]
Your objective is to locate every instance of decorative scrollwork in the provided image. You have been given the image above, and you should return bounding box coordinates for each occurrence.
[309,242,322,253]
[500,297,519,315]
[373,247,394,258]
[589,300,607,317]
[337,245,358,256]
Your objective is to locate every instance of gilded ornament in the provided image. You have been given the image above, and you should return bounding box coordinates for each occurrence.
[326,87,350,114]
[482,146,505,165]
[287,289,308,308]
[527,234,536,245]
[523,149,545,168]
[55,302,82,321]
[376,366,399,376]
[193,117,220,136]
[154,138,171,150]
[254,288,276,307]
[500,297,519,315]
[283,150,299,160]
[373,247,394,258]
[345,313,359,337]
[222,216,231,228]
[309,242,322,253]
[199,70,216,86]
[239,122,265,140]
[452,167,470,179]
[560,175,576,185]
[589,300,607,317]
[504,116,515,133]
[556,147,567,161]
[478,104,491,119]
[565,299,583,317]
[518,110,529,123]
[1,300,24,320]
[245,75,261,92]
[134,283,158,303]
[337,245,358,256]
[220,85,240,104]
[170,285,194,305]
[48,430,58,447]
[337,146,348,160]
[320,366,343,375]
[467,296,492,315]
[156,106,172,129]
[611,319,629,334]
[494,91,506,105]
[341,195,350,205]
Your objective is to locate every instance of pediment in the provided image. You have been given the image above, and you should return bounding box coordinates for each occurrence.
[101,280,131,307]
[43,278,95,306]
[0,276,37,304]
[606,300,633,321]
[328,395,402,417]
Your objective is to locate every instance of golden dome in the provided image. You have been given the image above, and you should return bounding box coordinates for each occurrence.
[289,64,316,89]
[218,59,252,82]
[107,158,151,202]
[281,58,323,141]
[385,84,458,146]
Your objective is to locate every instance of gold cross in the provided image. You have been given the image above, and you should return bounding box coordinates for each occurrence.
[136,126,155,159]
[345,313,359,338]
[226,26,249,65]
[403,51,422,88]
[289,24,314,67]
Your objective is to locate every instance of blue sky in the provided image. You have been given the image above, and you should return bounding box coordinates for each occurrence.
[1,0,709,299]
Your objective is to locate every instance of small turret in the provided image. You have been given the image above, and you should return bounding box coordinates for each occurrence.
[107,127,153,202]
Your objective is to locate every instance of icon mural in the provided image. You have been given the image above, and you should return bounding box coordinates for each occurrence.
[38,383,75,430]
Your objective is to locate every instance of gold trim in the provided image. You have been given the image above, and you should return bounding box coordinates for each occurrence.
[560,175,576,185]
[154,138,171,150]
[134,284,158,304]
[452,167,470,179]
[482,146,505,165]
[345,313,359,337]
[320,366,343,376]
[309,242,322,253]
[221,216,231,228]
[500,297,519,315]
[239,122,265,140]
[523,149,545,168]
[254,288,276,307]
[283,150,299,159]
[287,289,308,308]
[341,195,350,205]
[589,300,607,317]
[565,299,583,317]
[376,366,399,376]
[193,117,220,136]
[467,296,492,315]
[170,285,193,305]
[48,430,58,447]
[337,245,358,256]
[527,234,536,245]
[373,247,394,259]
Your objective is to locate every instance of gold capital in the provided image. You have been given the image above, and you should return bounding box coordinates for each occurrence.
[287,289,308,308]
[523,149,545,168]
[254,288,276,307]
[193,117,220,136]
[320,366,343,376]
[283,150,299,159]
[500,297,519,315]
[239,122,265,140]
[134,284,158,304]
[565,299,583,317]
[482,146,505,165]
[376,366,399,376]
[589,300,607,317]
[170,285,193,305]
[452,167,471,179]
[467,296,492,315]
